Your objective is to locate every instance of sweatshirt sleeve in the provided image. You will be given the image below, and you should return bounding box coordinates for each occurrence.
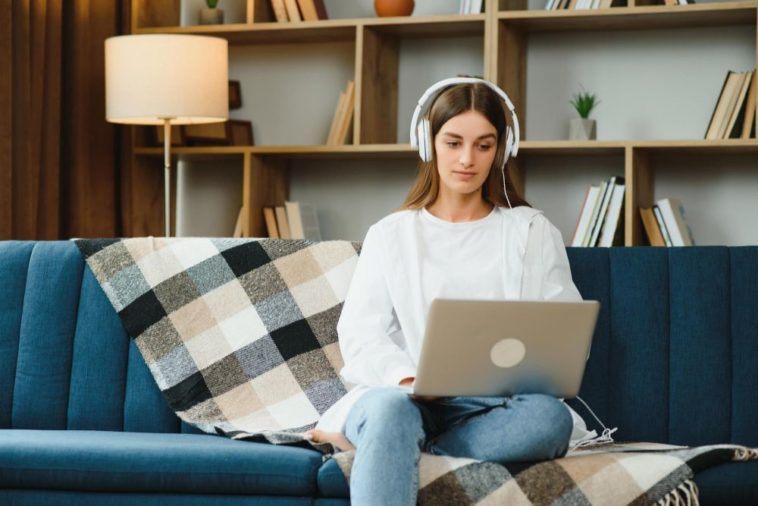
[337,224,417,387]
[539,216,583,302]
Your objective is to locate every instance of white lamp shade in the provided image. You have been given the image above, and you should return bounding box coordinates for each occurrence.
[105,34,228,125]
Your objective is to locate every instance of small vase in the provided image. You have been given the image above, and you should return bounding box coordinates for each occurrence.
[374,0,415,17]
[199,8,224,25]
[569,118,597,141]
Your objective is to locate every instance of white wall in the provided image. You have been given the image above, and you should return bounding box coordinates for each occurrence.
[177,0,758,245]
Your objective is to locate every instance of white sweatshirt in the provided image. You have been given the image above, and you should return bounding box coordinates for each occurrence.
[317,206,592,446]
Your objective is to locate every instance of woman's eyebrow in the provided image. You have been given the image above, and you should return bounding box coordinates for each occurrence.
[441,132,496,140]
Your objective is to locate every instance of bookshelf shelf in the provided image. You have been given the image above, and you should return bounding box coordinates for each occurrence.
[133,16,487,45]
[134,144,417,159]
[135,21,356,45]
[498,1,758,32]
[127,0,758,244]
[134,139,758,159]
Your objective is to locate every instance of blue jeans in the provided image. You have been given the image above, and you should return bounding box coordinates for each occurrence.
[343,387,573,506]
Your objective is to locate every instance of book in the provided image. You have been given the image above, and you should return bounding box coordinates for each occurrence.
[296,0,318,21]
[270,0,289,22]
[284,0,302,21]
[232,207,244,238]
[705,71,737,139]
[588,176,619,247]
[299,203,322,240]
[326,91,346,145]
[639,207,665,247]
[263,207,280,238]
[275,206,291,239]
[285,201,321,240]
[653,205,672,247]
[716,72,744,139]
[335,80,355,145]
[740,70,756,139]
[723,71,751,139]
[571,184,601,247]
[656,197,695,246]
[311,0,328,19]
[598,180,625,247]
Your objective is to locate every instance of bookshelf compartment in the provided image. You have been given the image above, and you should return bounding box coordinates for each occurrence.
[518,25,756,142]
[520,153,627,245]
[632,149,758,246]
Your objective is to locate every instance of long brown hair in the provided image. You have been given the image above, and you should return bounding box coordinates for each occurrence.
[402,82,529,209]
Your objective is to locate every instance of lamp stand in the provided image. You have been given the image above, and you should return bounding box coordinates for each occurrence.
[163,118,172,237]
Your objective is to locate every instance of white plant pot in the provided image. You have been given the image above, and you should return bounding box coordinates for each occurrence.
[199,8,224,25]
[569,118,597,141]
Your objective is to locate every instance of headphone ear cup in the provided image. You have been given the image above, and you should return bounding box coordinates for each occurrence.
[419,118,432,162]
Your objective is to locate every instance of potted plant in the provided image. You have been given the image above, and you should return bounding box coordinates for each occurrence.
[569,87,599,141]
[199,0,224,25]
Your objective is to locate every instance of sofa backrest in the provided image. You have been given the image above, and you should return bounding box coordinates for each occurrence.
[566,247,758,448]
[1,241,756,447]
[0,241,200,435]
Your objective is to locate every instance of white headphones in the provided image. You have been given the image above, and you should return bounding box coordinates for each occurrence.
[409,77,520,169]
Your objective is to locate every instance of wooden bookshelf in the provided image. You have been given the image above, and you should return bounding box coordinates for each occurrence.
[497,1,758,32]
[128,0,758,243]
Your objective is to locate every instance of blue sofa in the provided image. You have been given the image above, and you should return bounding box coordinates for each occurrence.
[1,241,756,505]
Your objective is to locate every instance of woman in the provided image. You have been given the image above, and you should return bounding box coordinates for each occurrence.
[307,78,591,505]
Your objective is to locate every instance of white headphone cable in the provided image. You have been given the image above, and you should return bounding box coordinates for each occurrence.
[571,395,618,450]
[502,167,513,209]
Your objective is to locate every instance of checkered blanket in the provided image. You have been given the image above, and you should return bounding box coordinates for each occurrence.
[75,238,757,504]
[334,442,757,505]
[75,237,358,447]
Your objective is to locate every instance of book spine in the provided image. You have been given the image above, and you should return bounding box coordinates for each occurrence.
[653,205,672,247]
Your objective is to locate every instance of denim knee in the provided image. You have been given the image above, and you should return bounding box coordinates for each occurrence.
[347,388,423,442]
[514,394,573,457]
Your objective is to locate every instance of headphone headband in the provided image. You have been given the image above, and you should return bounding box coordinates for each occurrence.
[409,77,520,158]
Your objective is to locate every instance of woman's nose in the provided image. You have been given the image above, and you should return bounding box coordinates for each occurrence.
[459,145,474,166]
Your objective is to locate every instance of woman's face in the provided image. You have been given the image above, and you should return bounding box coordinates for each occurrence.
[433,109,498,198]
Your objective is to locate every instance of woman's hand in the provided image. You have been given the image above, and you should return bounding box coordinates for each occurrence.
[304,429,355,452]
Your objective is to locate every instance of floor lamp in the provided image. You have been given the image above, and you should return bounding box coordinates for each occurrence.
[105,34,228,237]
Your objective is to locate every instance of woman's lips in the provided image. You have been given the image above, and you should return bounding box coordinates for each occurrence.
[453,170,476,179]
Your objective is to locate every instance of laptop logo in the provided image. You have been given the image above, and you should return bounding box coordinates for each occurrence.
[490,338,526,368]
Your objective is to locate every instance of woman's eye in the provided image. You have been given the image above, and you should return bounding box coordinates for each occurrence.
[478,144,492,151]
[446,142,460,148]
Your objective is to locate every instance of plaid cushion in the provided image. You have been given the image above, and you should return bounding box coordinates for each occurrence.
[76,237,359,444]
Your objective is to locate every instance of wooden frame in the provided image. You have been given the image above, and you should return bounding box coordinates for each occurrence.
[229,120,254,145]
[184,120,254,146]
[229,80,242,109]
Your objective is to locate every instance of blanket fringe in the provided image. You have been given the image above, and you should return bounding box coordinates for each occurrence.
[656,479,699,506]
[734,447,758,461]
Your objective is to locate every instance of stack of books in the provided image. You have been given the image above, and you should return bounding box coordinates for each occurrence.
[705,69,756,140]
[269,0,327,22]
[639,198,695,247]
[263,201,322,240]
[571,176,625,247]
[544,0,614,10]
[326,80,355,145]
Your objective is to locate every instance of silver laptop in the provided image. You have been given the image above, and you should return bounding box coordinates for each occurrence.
[413,299,600,398]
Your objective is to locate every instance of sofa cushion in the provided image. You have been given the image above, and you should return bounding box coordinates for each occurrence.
[696,461,758,506]
[0,491,315,506]
[0,430,322,496]
[316,457,349,498]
